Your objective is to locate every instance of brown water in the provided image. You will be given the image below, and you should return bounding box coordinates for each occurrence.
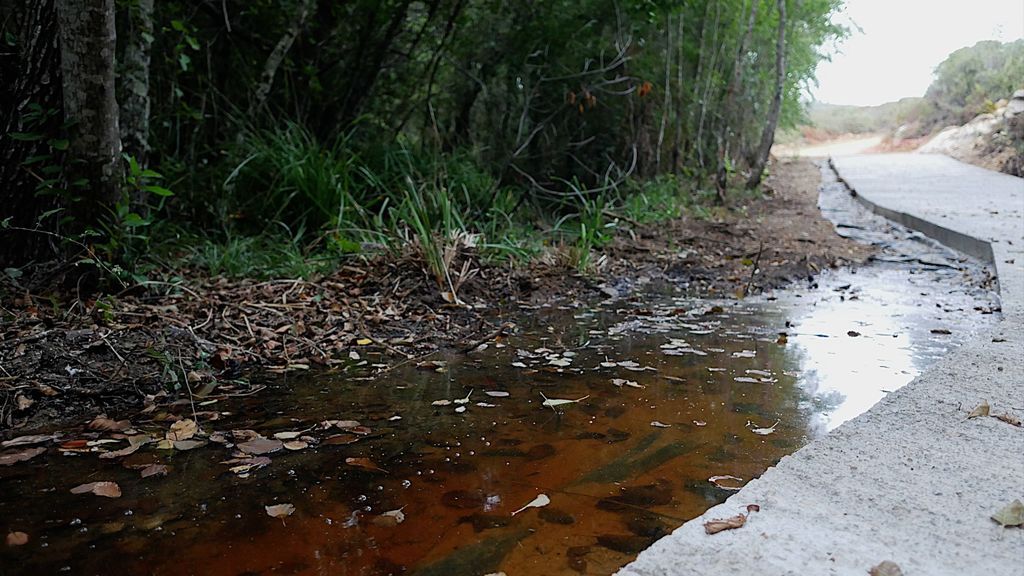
[0,267,995,576]
[0,169,1001,576]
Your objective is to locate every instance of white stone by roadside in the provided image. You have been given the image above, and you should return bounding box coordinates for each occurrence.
[617,154,1024,576]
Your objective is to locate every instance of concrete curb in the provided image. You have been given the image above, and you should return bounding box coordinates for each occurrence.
[618,154,1024,576]
[828,157,996,265]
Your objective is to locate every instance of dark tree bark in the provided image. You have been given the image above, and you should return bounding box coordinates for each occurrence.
[747,0,786,189]
[119,0,153,163]
[0,0,64,265]
[56,0,121,226]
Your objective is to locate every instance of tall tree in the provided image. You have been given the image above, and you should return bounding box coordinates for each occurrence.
[119,0,154,164]
[747,0,786,189]
[56,0,121,226]
[0,0,64,265]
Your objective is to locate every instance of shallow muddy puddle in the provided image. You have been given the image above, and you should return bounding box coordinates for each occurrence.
[0,168,1001,576]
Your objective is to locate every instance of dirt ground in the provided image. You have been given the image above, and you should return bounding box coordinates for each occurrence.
[0,158,873,432]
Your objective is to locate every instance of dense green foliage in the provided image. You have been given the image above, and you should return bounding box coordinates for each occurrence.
[919,39,1024,130]
[1,0,846,281]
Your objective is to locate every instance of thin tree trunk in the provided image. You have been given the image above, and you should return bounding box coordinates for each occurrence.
[671,12,684,171]
[250,0,316,115]
[655,13,672,173]
[747,0,786,189]
[0,0,63,265]
[119,0,153,163]
[715,0,759,193]
[56,0,121,226]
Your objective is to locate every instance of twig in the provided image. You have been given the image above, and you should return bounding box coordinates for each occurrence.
[358,322,413,359]
[460,322,514,354]
[743,241,765,298]
[176,356,200,429]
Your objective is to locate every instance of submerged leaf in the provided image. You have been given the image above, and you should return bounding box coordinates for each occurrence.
[511,494,550,516]
[346,457,387,473]
[6,532,29,546]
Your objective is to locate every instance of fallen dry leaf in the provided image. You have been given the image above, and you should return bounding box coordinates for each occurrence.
[345,457,387,473]
[704,513,746,534]
[88,415,131,432]
[172,439,205,451]
[283,440,308,451]
[140,464,169,478]
[994,413,1022,427]
[99,435,151,459]
[5,531,28,546]
[1,434,58,448]
[991,499,1024,527]
[869,560,904,576]
[967,401,990,419]
[265,503,295,518]
[70,481,122,498]
[237,437,283,455]
[167,419,198,441]
[0,447,46,466]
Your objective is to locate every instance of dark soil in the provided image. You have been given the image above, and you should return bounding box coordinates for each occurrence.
[0,158,872,432]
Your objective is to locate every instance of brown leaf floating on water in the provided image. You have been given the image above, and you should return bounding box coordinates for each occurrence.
[237,437,283,455]
[70,481,121,498]
[0,447,46,466]
[704,513,746,534]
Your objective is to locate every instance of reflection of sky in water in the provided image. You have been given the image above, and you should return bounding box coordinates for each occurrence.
[779,267,991,434]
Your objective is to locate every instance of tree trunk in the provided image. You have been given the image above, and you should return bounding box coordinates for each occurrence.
[746,0,786,190]
[250,0,316,115]
[56,0,121,226]
[119,0,153,164]
[716,0,759,193]
[0,0,63,265]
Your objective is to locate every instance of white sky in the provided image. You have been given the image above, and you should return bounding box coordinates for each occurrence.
[812,0,1024,106]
